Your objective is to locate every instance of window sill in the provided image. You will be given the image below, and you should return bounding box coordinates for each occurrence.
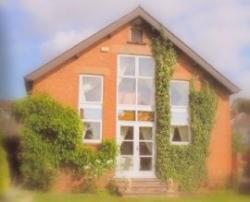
[83,139,102,144]
[127,41,146,45]
[171,141,190,145]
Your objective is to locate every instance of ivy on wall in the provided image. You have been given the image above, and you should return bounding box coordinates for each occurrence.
[151,31,217,191]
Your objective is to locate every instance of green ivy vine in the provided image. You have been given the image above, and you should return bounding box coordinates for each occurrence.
[151,32,217,191]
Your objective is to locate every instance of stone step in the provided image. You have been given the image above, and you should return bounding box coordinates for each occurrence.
[115,179,175,196]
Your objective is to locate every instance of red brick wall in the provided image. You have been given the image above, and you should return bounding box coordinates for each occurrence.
[32,23,232,186]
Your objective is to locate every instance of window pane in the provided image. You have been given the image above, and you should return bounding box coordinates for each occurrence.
[121,126,134,140]
[171,126,190,143]
[118,78,136,104]
[139,58,154,77]
[171,110,189,125]
[82,76,102,102]
[121,142,133,155]
[119,57,135,76]
[139,142,152,155]
[139,127,153,140]
[131,27,143,43]
[140,157,152,171]
[138,111,154,121]
[170,82,189,106]
[119,156,133,171]
[80,108,102,120]
[84,122,100,140]
[118,110,135,121]
[138,79,154,105]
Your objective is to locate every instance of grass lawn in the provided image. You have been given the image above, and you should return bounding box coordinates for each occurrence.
[17,191,249,202]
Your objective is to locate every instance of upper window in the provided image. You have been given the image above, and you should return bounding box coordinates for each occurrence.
[170,81,190,145]
[118,55,155,107]
[81,76,102,103]
[130,26,143,44]
[170,81,189,107]
[80,75,103,143]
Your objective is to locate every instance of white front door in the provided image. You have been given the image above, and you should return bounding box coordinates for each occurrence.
[116,122,155,178]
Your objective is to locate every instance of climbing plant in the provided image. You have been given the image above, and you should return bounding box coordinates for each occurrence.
[152,31,217,191]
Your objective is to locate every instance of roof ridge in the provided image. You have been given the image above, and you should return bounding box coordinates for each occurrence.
[25,6,240,94]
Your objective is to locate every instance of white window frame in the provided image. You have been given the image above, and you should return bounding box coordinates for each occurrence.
[116,55,156,178]
[170,80,191,145]
[170,125,191,145]
[117,54,155,112]
[79,74,103,144]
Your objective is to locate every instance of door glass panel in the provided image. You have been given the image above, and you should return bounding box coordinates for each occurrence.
[138,79,154,105]
[118,110,136,121]
[138,111,154,121]
[140,157,152,171]
[139,58,154,77]
[118,78,136,104]
[120,156,133,171]
[120,142,133,155]
[121,126,133,140]
[139,127,153,140]
[139,142,152,155]
[119,57,135,76]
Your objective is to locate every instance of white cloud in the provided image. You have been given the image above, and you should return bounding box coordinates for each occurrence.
[19,0,250,98]
[41,29,93,60]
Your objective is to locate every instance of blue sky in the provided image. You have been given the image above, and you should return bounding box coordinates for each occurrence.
[1,0,250,99]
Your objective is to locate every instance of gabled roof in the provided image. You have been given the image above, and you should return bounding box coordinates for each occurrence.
[25,7,240,94]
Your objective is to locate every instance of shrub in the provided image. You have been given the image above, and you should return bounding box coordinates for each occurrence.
[232,131,246,154]
[13,94,83,190]
[0,130,10,198]
[13,94,117,191]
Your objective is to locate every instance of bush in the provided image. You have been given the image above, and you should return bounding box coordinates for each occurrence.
[13,94,117,191]
[0,131,10,197]
[232,131,246,154]
[20,128,57,190]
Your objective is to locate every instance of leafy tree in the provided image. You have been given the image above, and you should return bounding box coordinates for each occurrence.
[232,98,250,114]
[13,94,117,191]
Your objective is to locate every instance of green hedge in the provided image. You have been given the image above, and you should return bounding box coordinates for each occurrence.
[13,94,117,191]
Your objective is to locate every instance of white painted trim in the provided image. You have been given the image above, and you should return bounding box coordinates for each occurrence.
[116,54,156,179]
[169,80,192,146]
[79,74,104,144]
[79,74,104,105]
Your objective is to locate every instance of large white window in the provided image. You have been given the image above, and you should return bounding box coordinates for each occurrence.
[118,55,155,108]
[170,80,191,145]
[79,75,103,143]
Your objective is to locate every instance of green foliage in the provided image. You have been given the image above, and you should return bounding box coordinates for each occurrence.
[0,130,10,198]
[70,140,117,178]
[13,94,117,191]
[188,82,217,189]
[232,98,250,114]
[232,131,245,154]
[152,32,217,191]
[151,31,177,180]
